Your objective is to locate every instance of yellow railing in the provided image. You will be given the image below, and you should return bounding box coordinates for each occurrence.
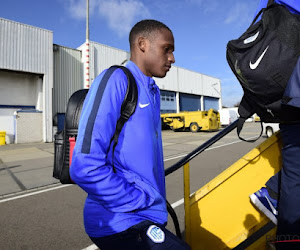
[166,120,281,249]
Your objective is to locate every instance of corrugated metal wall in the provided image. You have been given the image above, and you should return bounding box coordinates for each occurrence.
[0,18,52,74]
[155,67,221,98]
[0,18,53,142]
[86,41,221,101]
[53,45,83,114]
[154,67,178,91]
[89,41,129,82]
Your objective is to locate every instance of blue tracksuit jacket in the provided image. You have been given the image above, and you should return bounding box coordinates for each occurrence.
[70,61,167,237]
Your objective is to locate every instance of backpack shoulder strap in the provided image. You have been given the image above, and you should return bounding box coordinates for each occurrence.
[237,96,263,142]
[110,65,138,172]
[267,0,274,7]
[250,0,276,26]
[111,65,138,143]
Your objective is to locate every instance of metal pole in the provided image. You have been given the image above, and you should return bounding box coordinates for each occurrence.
[86,0,89,41]
[84,0,90,89]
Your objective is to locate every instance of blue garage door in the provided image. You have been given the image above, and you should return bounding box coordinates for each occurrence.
[160,90,176,114]
[204,96,219,110]
[179,93,201,111]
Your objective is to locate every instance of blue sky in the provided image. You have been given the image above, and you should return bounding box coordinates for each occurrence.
[0,0,260,107]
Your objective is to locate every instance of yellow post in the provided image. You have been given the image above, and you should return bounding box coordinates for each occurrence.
[0,131,6,146]
[183,162,191,245]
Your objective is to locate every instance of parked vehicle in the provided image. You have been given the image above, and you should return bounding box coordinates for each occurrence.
[254,114,261,122]
[161,109,220,132]
[263,122,280,137]
[218,109,238,126]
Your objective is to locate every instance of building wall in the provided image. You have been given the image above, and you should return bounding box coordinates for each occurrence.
[81,41,222,113]
[53,45,83,114]
[0,70,43,143]
[0,18,53,142]
[15,111,43,143]
[78,41,130,84]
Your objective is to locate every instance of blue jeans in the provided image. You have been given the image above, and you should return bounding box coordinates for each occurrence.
[266,123,300,238]
[89,220,191,250]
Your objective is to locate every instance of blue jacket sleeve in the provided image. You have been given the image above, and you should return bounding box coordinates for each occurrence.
[254,0,300,18]
[70,69,154,213]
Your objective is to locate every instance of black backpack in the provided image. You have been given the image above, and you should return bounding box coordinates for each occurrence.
[53,65,138,184]
[226,0,300,141]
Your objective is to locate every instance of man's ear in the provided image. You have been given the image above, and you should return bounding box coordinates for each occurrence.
[137,36,146,52]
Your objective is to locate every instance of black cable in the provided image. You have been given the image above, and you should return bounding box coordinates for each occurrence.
[166,200,182,239]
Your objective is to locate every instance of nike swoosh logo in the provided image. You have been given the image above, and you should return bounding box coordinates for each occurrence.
[249,46,269,70]
[265,196,278,215]
[244,31,260,44]
[139,102,150,108]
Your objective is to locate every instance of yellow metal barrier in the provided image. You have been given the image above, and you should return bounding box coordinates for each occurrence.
[0,131,6,146]
[184,133,281,249]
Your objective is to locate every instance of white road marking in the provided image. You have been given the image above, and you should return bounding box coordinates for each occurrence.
[82,244,98,250]
[0,184,71,203]
[164,136,258,162]
[171,198,184,209]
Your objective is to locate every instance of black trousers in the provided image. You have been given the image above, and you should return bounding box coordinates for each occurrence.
[266,123,300,250]
[90,220,191,250]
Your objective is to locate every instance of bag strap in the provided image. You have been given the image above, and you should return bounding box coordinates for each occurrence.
[267,0,274,7]
[237,117,263,143]
[110,65,138,172]
[237,96,263,142]
[250,0,276,26]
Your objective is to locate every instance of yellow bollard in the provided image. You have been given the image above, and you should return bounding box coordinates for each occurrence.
[0,131,6,145]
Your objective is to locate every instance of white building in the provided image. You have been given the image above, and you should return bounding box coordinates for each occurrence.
[0,18,222,144]
[0,18,53,144]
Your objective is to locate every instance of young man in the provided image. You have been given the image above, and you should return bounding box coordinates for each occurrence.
[70,20,190,249]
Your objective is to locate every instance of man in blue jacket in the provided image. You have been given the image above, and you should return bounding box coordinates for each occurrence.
[70,19,190,250]
[249,0,300,248]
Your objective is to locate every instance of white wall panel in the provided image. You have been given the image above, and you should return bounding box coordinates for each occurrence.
[0,18,52,74]
[0,18,53,142]
[0,70,40,106]
[53,45,83,113]
[89,41,129,82]
[154,67,178,92]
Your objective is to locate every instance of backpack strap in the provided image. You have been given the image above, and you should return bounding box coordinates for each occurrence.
[110,66,138,172]
[250,0,276,26]
[267,0,274,7]
[81,65,137,172]
[237,96,263,142]
[237,118,263,143]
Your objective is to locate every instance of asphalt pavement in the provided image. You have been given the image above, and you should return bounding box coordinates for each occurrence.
[0,121,265,198]
[0,122,267,250]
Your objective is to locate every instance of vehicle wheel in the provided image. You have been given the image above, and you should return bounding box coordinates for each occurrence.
[189,123,199,133]
[266,127,274,138]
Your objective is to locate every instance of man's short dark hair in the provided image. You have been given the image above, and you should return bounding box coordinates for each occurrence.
[129,19,172,49]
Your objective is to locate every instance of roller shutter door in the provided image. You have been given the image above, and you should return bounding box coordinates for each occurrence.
[160,90,176,114]
[204,96,219,110]
[179,93,201,111]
